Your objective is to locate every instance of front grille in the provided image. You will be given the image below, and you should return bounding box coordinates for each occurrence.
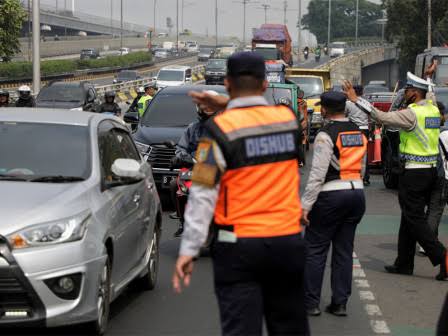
[148,145,176,169]
[0,269,34,318]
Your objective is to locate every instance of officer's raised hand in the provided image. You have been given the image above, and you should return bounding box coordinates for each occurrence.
[342,80,358,103]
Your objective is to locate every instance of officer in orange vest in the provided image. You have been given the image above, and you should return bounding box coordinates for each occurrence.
[302,91,367,317]
[172,52,309,335]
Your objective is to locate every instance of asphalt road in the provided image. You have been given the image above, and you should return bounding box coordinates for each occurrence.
[4,147,447,336]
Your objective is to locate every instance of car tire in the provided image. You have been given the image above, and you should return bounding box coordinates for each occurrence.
[382,145,399,189]
[137,227,160,291]
[87,256,111,336]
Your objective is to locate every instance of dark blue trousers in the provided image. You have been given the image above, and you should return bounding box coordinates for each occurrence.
[305,189,365,309]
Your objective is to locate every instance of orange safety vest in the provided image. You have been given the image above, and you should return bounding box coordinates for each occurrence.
[320,120,367,182]
[206,104,303,238]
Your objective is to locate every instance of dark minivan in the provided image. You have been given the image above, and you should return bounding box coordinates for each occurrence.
[130,85,226,192]
[36,81,100,111]
[205,59,227,85]
[80,48,100,60]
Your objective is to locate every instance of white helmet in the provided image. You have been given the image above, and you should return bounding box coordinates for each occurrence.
[18,85,31,92]
[137,86,145,94]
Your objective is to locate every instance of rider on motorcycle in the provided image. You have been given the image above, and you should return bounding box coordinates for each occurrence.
[15,85,35,107]
[170,90,220,237]
[97,90,121,116]
[315,45,322,56]
[0,90,10,107]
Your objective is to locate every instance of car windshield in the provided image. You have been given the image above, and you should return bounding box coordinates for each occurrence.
[364,85,389,94]
[199,48,212,54]
[0,123,90,179]
[81,49,94,54]
[264,87,292,106]
[435,89,448,108]
[288,77,323,98]
[434,61,448,85]
[207,60,226,70]
[141,93,197,127]
[254,48,279,61]
[37,86,84,103]
[158,70,184,81]
[118,71,137,80]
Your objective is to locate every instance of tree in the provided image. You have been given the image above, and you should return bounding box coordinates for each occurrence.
[0,0,26,62]
[302,0,383,44]
[385,0,448,72]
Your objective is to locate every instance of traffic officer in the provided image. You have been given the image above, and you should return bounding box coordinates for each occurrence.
[172,52,309,335]
[302,91,367,317]
[343,69,448,281]
[137,83,157,117]
[0,90,10,107]
[345,85,371,185]
[127,86,145,113]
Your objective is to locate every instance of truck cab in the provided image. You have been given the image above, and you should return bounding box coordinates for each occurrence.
[415,47,448,86]
[286,68,331,138]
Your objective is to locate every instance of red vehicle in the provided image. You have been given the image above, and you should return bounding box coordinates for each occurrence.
[252,24,293,66]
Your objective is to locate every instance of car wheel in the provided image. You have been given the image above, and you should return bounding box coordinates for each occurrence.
[382,146,399,189]
[88,257,111,336]
[137,228,160,291]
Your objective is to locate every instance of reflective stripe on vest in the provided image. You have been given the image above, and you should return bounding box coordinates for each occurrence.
[399,102,440,165]
[206,105,303,238]
[321,121,367,183]
[137,95,152,117]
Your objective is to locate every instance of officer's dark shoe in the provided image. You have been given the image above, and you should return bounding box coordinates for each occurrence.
[306,307,321,316]
[169,212,180,220]
[436,253,448,281]
[384,264,413,275]
[325,304,347,317]
[363,180,370,186]
[174,224,184,237]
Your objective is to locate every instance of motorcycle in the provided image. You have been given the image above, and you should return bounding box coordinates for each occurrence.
[315,53,321,62]
[304,50,309,60]
[323,46,329,56]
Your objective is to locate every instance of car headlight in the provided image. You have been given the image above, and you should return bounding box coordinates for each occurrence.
[70,107,83,112]
[135,141,151,156]
[8,211,90,249]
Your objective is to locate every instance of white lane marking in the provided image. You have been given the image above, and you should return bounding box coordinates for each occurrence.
[353,254,391,334]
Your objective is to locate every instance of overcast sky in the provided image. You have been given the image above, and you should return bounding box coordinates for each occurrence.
[41,0,381,43]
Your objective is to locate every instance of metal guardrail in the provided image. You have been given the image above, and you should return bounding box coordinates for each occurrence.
[95,64,206,102]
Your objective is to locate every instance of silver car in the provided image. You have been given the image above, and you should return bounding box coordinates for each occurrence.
[0,109,162,334]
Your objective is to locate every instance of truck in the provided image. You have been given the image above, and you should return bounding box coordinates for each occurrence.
[251,24,293,66]
[162,41,174,50]
[285,68,331,138]
[415,47,448,86]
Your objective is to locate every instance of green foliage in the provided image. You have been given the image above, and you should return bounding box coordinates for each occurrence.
[0,51,152,79]
[386,0,448,72]
[302,0,383,44]
[0,0,26,61]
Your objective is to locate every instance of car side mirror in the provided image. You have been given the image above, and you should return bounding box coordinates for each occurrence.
[123,114,139,123]
[105,159,144,189]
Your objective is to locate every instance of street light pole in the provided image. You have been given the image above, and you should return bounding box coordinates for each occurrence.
[355,0,359,46]
[215,0,218,47]
[153,0,157,32]
[327,0,331,46]
[120,0,123,49]
[427,0,432,49]
[110,0,113,36]
[32,0,41,94]
[176,0,179,52]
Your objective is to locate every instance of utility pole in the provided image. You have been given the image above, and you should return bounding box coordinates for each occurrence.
[233,0,257,47]
[110,0,113,36]
[32,0,41,94]
[428,0,432,49]
[181,0,184,32]
[28,0,32,61]
[120,0,123,49]
[176,0,179,52]
[153,0,157,32]
[298,0,301,63]
[355,0,359,46]
[64,0,67,37]
[215,0,218,47]
[327,0,332,46]
[283,0,287,25]
[260,4,270,24]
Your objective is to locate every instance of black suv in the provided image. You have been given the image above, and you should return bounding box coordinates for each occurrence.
[130,85,226,192]
[80,48,100,60]
[381,86,448,189]
[36,81,100,111]
[205,59,227,85]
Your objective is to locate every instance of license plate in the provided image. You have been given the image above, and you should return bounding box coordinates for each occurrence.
[162,175,176,187]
